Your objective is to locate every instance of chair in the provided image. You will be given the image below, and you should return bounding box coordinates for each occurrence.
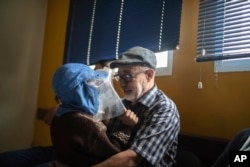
[212,128,250,167]
[175,149,203,167]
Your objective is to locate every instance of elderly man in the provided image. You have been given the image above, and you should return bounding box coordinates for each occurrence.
[92,46,180,167]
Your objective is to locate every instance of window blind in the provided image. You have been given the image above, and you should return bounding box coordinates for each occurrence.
[63,0,182,65]
[196,0,250,62]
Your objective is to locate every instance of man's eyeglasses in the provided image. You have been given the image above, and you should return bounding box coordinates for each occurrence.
[114,71,146,82]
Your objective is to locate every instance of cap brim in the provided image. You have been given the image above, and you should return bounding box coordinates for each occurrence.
[110,60,147,69]
[110,61,153,69]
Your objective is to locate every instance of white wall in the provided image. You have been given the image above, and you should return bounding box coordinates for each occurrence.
[0,0,47,152]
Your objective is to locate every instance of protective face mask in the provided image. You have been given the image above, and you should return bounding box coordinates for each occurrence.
[87,68,125,121]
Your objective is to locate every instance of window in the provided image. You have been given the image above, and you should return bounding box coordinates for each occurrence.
[155,50,173,76]
[63,0,182,66]
[196,0,250,72]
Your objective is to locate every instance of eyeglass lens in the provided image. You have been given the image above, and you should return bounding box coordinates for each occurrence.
[114,71,145,82]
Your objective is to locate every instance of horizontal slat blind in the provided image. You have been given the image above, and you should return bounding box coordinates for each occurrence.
[196,0,250,62]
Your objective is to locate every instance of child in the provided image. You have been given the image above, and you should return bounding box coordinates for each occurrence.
[50,63,138,167]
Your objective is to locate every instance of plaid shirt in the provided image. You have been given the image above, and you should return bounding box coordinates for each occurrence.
[107,85,180,167]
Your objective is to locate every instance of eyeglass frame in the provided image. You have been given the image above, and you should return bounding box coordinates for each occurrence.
[113,71,147,82]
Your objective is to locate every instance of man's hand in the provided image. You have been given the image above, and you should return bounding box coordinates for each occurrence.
[121,109,138,126]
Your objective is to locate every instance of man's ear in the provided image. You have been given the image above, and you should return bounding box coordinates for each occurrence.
[145,69,154,80]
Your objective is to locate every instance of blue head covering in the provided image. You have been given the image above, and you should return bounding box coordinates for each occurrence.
[52,63,108,117]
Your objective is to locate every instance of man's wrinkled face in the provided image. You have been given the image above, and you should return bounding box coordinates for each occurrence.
[116,65,148,102]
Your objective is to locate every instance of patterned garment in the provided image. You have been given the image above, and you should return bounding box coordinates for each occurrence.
[109,124,134,150]
[107,85,180,167]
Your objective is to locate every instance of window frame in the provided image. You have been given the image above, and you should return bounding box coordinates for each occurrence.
[155,50,173,76]
[215,58,250,73]
[196,0,250,73]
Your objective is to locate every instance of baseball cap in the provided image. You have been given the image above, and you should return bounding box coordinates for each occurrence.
[52,63,108,116]
[110,46,157,69]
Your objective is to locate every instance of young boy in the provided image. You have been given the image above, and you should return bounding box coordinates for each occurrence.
[50,63,138,167]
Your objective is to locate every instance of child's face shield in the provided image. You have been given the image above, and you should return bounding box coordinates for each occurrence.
[87,69,125,121]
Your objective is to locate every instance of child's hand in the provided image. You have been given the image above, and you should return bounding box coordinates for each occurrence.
[122,109,138,126]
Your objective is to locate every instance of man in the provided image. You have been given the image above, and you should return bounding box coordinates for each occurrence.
[92,46,180,167]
